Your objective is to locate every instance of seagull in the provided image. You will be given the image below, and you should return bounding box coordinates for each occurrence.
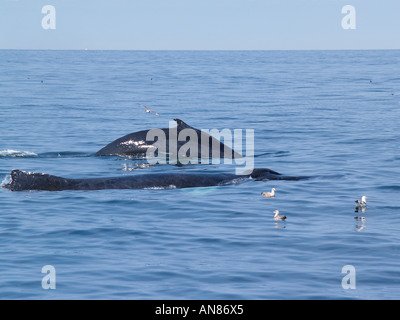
[139,104,159,116]
[355,196,368,208]
[261,188,276,198]
[273,210,286,221]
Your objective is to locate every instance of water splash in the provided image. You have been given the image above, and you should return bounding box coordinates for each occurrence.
[0,149,38,158]
[0,175,10,187]
[143,185,177,190]
[0,150,91,158]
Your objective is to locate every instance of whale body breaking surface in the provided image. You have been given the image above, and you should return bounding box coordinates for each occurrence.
[94,118,243,159]
[2,119,308,192]
[2,169,306,192]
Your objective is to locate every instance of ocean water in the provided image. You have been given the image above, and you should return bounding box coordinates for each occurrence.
[0,50,399,300]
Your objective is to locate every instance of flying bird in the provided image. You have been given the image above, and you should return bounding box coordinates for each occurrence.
[139,104,159,116]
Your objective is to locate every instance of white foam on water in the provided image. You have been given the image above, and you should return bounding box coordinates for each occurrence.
[0,175,10,187]
[0,149,38,157]
[143,185,177,190]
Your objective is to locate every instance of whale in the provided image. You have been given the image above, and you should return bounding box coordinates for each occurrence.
[2,168,305,191]
[95,119,242,159]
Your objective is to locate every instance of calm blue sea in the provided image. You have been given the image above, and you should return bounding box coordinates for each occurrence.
[0,50,399,300]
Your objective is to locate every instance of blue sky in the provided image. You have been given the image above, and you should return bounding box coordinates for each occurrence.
[1,0,399,50]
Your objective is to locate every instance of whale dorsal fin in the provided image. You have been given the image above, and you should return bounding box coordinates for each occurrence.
[174,119,192,129]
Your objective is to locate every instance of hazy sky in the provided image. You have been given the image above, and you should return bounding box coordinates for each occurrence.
[1,0,399,50]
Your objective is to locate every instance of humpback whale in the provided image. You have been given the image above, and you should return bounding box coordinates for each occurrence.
[3,168,305,192]
[95,119,242,159]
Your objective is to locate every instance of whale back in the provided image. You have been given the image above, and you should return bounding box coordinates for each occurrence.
[95,119,242,159]
[3,170,242,191]
[94,129,153,156]
[4,169,73,191]
[2,168,307,192]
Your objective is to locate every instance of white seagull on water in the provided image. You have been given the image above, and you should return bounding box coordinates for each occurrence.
[273,210,286,221]
[261,188,276,198]
[355,196,368,208]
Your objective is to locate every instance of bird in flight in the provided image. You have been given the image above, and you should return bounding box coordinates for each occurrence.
[139,104,159,116]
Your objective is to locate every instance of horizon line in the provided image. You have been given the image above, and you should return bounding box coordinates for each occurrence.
[1,48,400,51]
